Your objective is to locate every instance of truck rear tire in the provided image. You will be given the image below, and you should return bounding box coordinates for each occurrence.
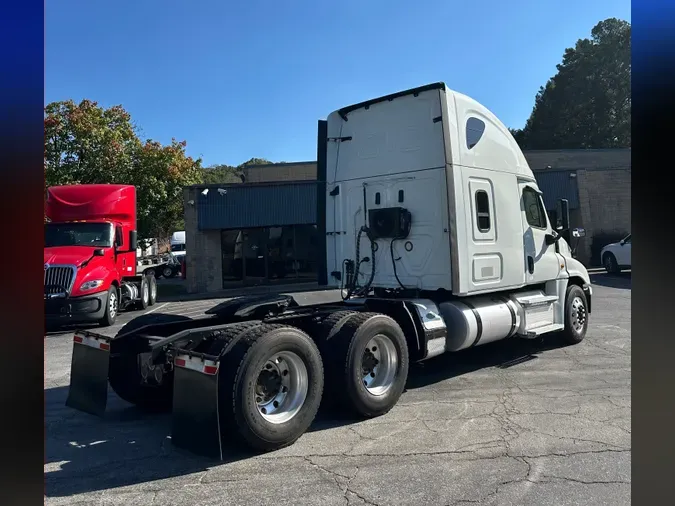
[98,285,119,327]
[318,310,359,342]
[108,313,193,411]
[322,312,409,418]
[148,275,157,306]
[217,324,324,452]
[138,277,150,310]
[560,284,589,345]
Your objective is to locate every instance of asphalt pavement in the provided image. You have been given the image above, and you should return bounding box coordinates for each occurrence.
[44,272,631,505]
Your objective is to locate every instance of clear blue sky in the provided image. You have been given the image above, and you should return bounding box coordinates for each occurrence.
[46,0,631,167]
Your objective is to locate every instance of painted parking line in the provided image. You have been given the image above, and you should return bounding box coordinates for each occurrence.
[143,302,169,315]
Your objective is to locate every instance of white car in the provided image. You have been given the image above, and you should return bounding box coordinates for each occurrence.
[600,233,631,273]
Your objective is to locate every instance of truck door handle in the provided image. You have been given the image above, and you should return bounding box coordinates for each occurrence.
[527,256,534,274]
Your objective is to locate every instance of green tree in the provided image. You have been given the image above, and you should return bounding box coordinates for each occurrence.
[44,100,139,186]
[133,139,202,243]
[199,157,274,184]
[44,100,202,243]
[513,18,631,149]
[200,164,242,184]
[239,157,272,167]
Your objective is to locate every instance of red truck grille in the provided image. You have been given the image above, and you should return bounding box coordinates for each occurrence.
[44,265,77,296]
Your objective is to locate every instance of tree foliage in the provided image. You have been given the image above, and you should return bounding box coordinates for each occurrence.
[199,157,273,184]
[133,139,202,240]
[512,18,631,150]
[44,99,202,242]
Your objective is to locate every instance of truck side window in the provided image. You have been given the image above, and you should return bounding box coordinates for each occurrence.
[466,117,485,149]
[115,226,124,247]
[522,187,547,229]
[475,190,491,232]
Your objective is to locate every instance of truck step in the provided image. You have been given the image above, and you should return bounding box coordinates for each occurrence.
[512,291,558,333]
[523,323,564,338]
[515,294,558,307]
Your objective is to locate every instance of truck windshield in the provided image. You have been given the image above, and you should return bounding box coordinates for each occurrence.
[45,222,114,248]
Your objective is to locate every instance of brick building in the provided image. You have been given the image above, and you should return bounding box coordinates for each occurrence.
[525,149,631,265]
[184,151,630,294]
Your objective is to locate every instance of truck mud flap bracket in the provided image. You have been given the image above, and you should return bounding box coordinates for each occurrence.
[171,353,224,461]
[65,333,111,417]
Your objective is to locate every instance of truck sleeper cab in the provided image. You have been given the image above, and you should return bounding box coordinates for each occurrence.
[45,184,158,327]
[65,83,592,460]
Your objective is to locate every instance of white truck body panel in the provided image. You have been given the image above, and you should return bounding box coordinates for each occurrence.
[325,83,568,297]
[326,87,453,291]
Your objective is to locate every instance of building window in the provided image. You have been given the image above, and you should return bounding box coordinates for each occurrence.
[523,186,547,229]
[466,117,485,149]
[475,190,491,232]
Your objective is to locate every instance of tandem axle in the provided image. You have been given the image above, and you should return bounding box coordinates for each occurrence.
[66,283,590,459]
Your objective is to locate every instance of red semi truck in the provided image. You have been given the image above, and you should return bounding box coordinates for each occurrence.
[44,184,158,327]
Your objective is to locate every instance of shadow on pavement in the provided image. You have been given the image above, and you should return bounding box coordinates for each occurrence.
[45,322,103,338]
[45,333,572,498]
[405,332,571,390]
[589,271,631,290]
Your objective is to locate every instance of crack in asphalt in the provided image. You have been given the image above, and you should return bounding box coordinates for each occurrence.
[303,456,378,506]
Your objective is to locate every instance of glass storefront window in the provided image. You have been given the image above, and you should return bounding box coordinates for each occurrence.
[221,225,318,288]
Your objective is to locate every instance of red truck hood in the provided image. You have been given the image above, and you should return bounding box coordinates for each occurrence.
[44,246,105,266]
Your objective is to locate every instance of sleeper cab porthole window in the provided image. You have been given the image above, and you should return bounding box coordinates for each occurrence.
[466,117,486,149]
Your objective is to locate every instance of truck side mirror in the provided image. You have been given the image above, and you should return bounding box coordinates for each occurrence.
[556,198,570,232]
[572,228,586,238]
[129,230,138,251]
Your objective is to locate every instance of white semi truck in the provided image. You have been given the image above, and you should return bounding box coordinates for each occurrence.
[65,82,592,460]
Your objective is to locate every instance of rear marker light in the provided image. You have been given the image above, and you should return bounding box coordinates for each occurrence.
[174,356,219,375]
[73,334,110,351]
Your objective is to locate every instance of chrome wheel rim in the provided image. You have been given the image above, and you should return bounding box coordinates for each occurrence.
[361,334,398,396]
[109,291,118,318]
[255,351,308,424]
[163,267,173,277]
[150,281,157,300]
[142,283,149,303]
[571,296,587,332]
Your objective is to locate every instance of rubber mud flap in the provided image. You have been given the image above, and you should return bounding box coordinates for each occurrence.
[65,342,111,417]
[171,366,223,460]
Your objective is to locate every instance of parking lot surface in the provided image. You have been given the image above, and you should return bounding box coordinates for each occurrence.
[45,272,631,505]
